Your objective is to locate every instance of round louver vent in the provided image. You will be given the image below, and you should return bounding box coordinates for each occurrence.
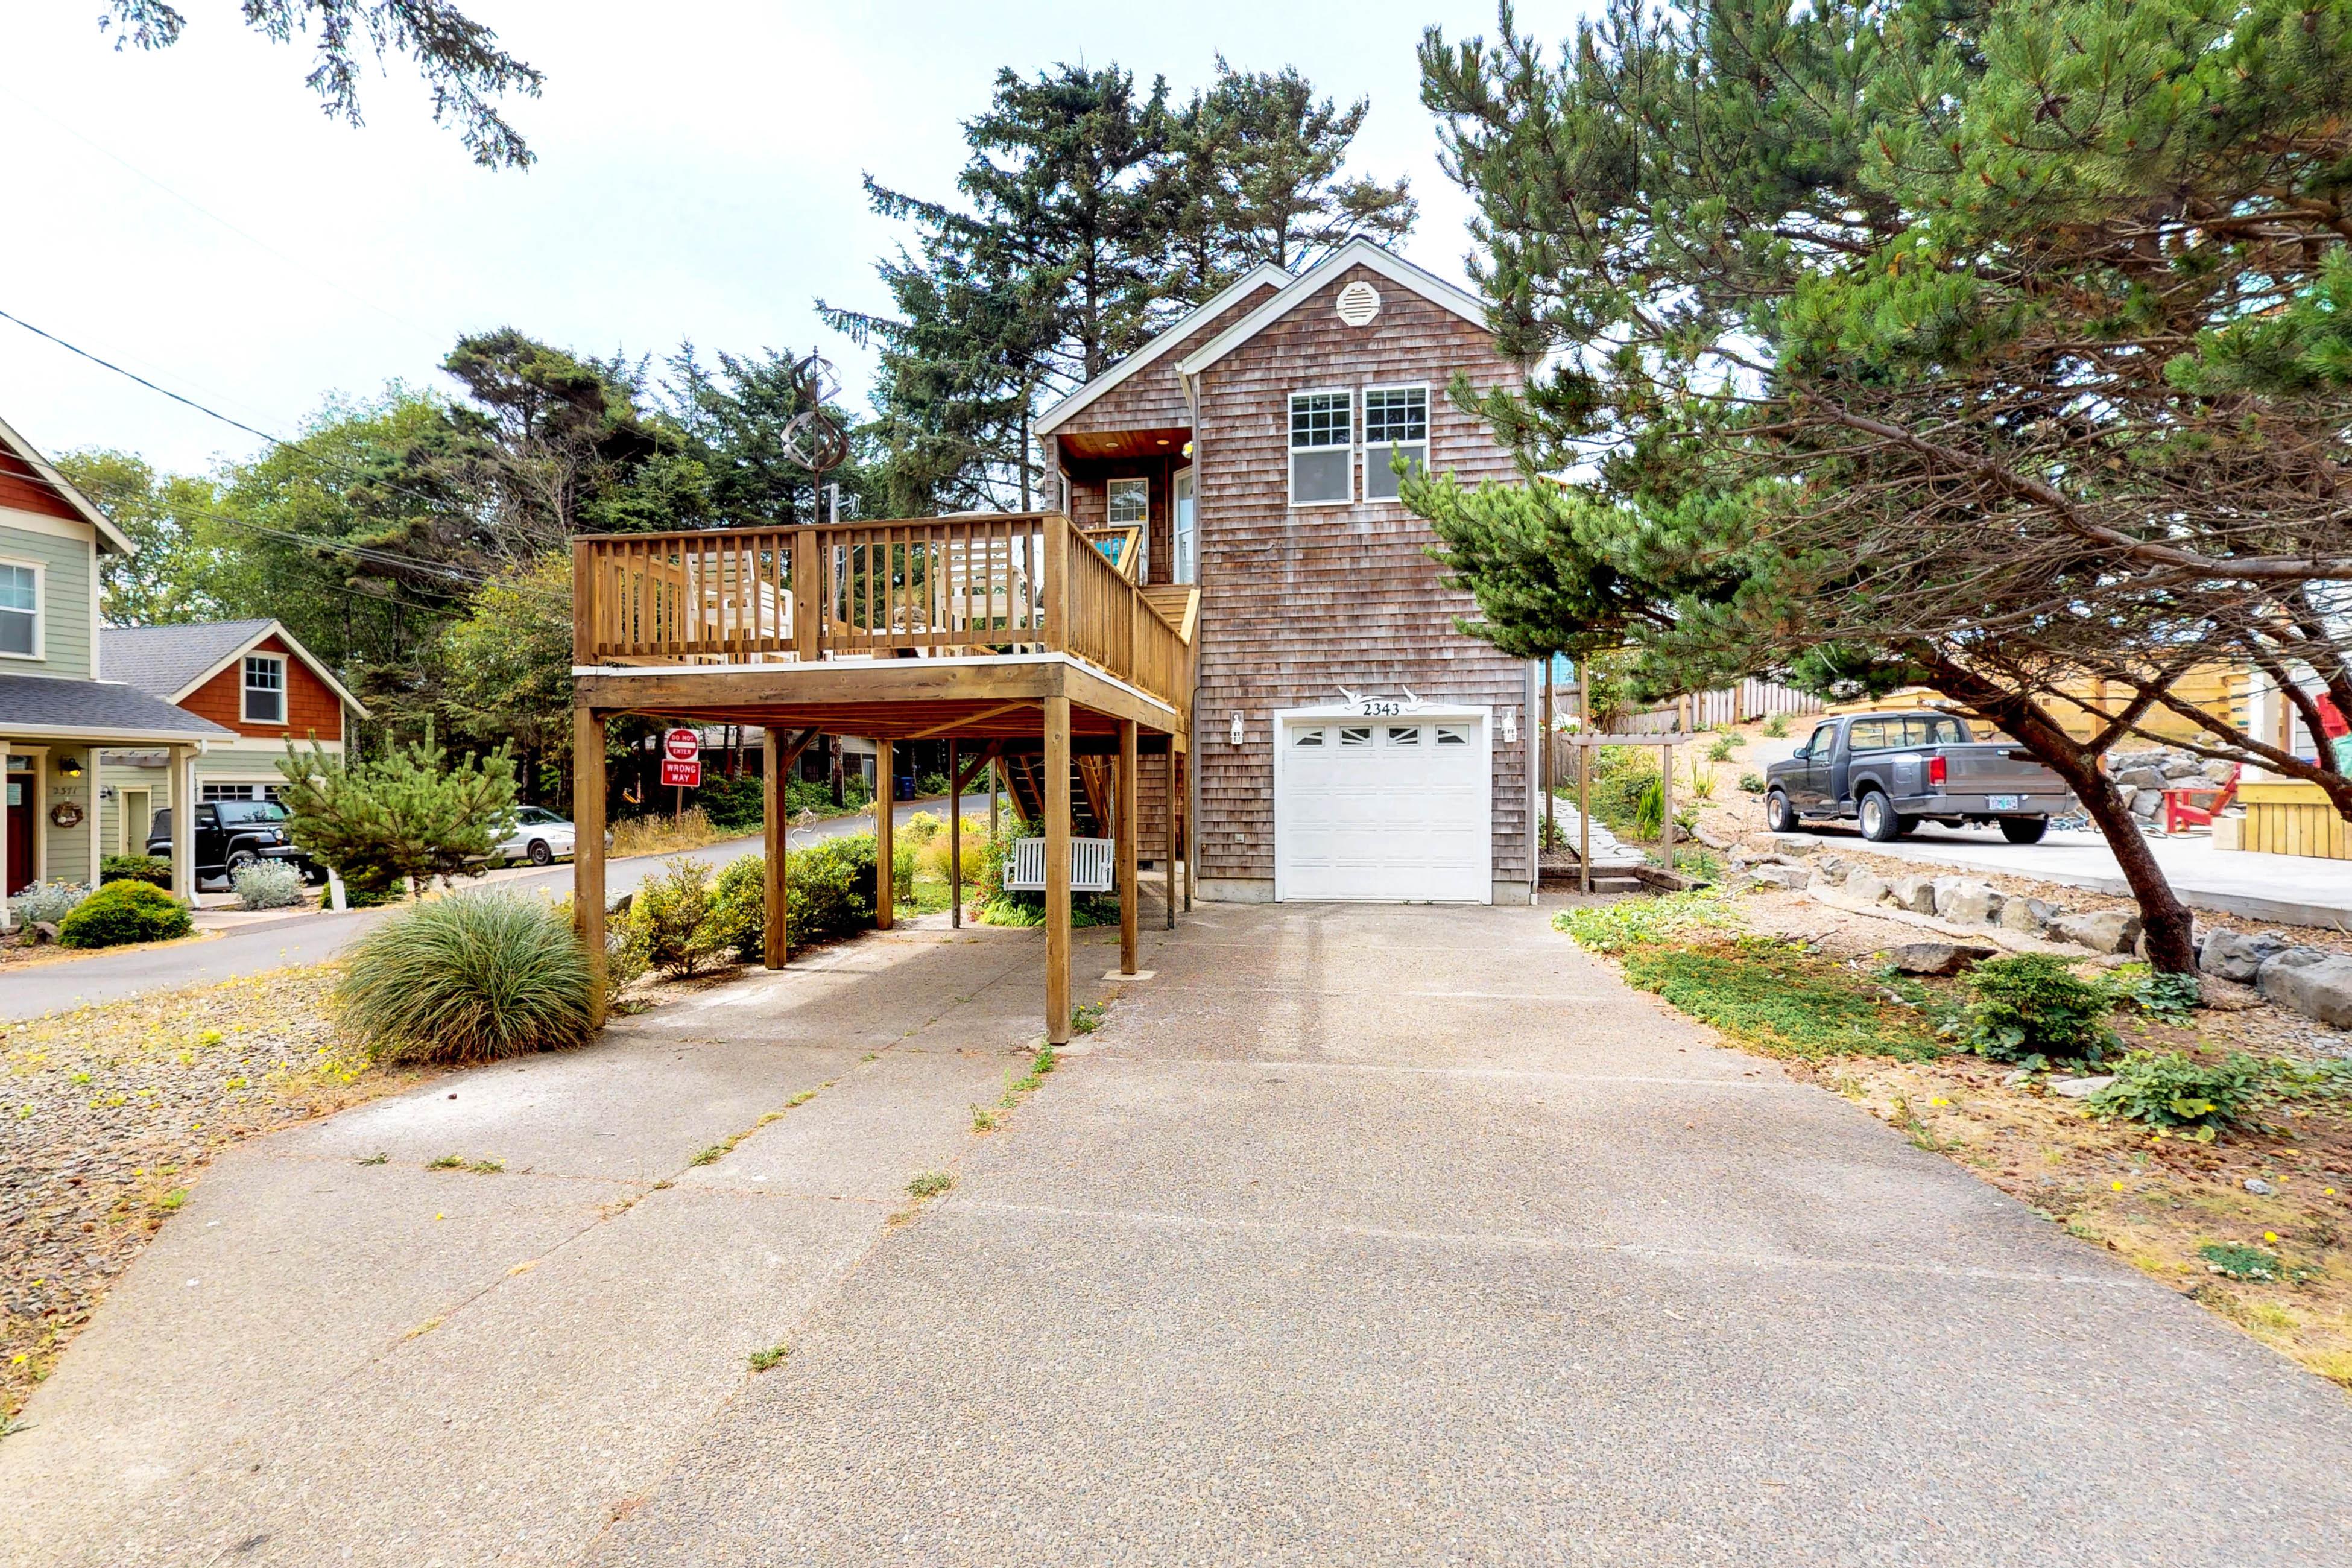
[1335,280,1380,326]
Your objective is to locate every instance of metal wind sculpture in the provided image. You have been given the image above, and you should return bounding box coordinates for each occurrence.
[782,350,850,523]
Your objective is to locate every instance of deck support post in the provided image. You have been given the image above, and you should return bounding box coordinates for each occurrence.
[1660,741,1674,874]
[167,743,196,905]
[763,728,788,968]
[1163,750,1177,930]
[1045,694,1072,1044]
[948,738,961,929]
[1118,719,1139,975]
[874,737,894,931]
[573,707,609,1020]
[1578,680,1593,894]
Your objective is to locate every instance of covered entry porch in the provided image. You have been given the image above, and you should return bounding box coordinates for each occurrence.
[569,513,1193,1044]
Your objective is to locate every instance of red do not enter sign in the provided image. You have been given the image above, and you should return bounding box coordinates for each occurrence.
[663,727,699,762]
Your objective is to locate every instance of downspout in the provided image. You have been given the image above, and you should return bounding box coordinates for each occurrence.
[1182,364,1205,900]
[1526,657,1540,905]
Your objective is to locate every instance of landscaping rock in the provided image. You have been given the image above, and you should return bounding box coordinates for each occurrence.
[27,921,57,946]
[2201,759,2237,785]
[2255,949,2352,1028]
[1816,856,1850,880]
[2113,783,2139,811]
[1748,865,1812,891]
[1883,876,1938,915]
[2116,766,2169,791]
[2131,791,2164,819]
[2047,1074,2116,1099]
[2196,978,2263,1012]
[1841,871,1891,906]
[2200,929,2292,984]
[2161,755,2207,780]
[2001,1069,2036,1089]
[1999,896,2061,936]
[1769,834,1819,856]
[2049,910,2143,954]
[1932,878,2004,925]
[2244,1177,2278,1197]
[1882,941,1998,977]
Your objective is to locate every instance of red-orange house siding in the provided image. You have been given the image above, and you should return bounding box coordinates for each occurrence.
[179,636,344,741]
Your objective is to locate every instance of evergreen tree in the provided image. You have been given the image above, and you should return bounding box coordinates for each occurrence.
[276,727,517,899]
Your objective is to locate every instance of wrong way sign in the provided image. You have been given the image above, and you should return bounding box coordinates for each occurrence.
[660,728,701,788]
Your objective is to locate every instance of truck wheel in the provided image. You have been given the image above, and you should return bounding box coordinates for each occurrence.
[527,839,554,866]
[225,849,259,873]
[1858,791,1904,842]
[1999,817,2049,845]
[1764,790,1801,834]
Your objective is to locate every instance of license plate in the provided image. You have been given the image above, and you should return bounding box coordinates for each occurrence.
[1986,794,2022,811]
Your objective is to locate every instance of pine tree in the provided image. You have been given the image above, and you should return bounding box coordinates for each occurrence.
[277,727,518,899]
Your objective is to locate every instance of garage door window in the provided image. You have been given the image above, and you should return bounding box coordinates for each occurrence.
[1292,727,1326,747]
[1434,726,1470,746]
[1386,726,1420,745]
[1338,726,1372,747]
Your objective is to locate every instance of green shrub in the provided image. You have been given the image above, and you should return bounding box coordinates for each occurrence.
[276,730,516,897]
[1739,771,1766,794]
[232,859,305,909]
[9,880,90,926]
[1761,713,1791,738]
[339,892,595,1063]
[2087,1051,2266,1141]
[1585,747,1660,836]
[900,811,944,849]
[628,857,733,976]
[100,854,172,888]
[1956,953,2117,1064]
[697,771,767,833]
[2107,964,2201,1024]
[710,855,766,962]
[1706,735,1739,762]
[917,771,952,798]
[57,880,191,947]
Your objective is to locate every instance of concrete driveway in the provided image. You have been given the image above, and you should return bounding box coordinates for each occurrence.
[8,902,2351,1566]
[0,795,993,1022]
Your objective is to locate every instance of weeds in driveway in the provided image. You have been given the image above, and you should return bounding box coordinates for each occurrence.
[748,1344,789,1373]
[970,1105,999,1132]
[1071,1002,1107,1035]
[1555,890,1740,955]
[906,1171,955,1198]
[688,1145,727,1167]
[426,1154,465,1170]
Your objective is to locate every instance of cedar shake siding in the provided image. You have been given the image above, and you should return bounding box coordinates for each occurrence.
[1190,263,1531,890]
[179,636,344,740]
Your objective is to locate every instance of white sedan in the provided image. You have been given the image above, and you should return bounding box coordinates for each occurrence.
[494,806,580,866]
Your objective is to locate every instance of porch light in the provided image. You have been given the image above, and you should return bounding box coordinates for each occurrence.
[57,755,83,779]
[1230,712,1245,746]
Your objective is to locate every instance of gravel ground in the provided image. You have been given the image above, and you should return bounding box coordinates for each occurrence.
[0,969,429,1420]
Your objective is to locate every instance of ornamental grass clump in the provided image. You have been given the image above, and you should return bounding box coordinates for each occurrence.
[338,891,596,1064]
[1955,953,2117,1065]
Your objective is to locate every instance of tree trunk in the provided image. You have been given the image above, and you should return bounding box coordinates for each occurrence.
[1918,656,2196,972]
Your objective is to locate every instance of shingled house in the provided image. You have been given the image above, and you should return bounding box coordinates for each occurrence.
[1034,238,1535,905]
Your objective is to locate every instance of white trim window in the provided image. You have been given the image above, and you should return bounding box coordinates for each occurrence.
[1363,385,1429,500]
[1289,390,1354,505]
[1172,466,1197,583]
[242,653,287,724]
[1105,476,1148,526]
[0,561,39,658]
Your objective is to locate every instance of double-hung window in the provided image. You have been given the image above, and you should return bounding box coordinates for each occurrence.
[242,653,286,724]
[1105,477,1148,526]
[1289,390,1354,505]
[0,563,36,657]
[1363,386,1428,499]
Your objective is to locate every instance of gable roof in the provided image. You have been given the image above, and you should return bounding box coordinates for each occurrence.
[1034,264,1291,436]
[100,619,371,718]
[1174,239,1493,380]
[0,673,235,743]
[0,413,136,555]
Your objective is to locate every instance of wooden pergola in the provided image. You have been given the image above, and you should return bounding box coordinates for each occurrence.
[569,514,1193,1044]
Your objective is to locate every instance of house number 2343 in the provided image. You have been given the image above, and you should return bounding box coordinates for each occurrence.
[1356,700,1405,718]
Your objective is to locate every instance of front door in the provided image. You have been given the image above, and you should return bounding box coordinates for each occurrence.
[5,767,33,896]
[1794,722,1839,811]
[122,788,152,857]
[1172,467,1196,583]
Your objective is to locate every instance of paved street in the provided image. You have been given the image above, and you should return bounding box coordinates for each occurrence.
[0,795,994,1022]
[7,902,2348,1566]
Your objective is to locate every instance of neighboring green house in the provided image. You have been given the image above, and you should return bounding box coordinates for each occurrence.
[0,417,231,923]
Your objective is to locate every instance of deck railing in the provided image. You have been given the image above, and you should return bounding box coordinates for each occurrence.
[572,513,1190,710]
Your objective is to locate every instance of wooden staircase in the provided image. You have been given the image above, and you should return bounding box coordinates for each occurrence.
[999,750,1113,837]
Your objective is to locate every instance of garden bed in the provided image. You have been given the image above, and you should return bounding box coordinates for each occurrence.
[1562,883,2352,1388]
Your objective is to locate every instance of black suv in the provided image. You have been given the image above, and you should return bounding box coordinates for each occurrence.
[148,800,313,888]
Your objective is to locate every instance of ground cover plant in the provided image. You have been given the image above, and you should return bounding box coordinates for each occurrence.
[57,882,192,949]
[1955,955,2119,1065]
[339,891,596,1064]
[231,860,305,911]
[8,882,90,928]
[1565,883,2352,1387]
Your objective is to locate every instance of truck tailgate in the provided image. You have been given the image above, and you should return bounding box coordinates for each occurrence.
[1940,744,2066,792]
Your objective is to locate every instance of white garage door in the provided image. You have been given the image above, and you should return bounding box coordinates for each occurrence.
[1275,715,1491,903]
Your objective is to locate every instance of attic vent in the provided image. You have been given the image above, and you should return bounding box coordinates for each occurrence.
[1335,280,1381,327]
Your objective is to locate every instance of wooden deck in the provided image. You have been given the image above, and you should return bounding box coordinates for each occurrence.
[569,513,1196,1043]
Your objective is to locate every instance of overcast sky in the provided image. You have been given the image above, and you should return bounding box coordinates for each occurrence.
[0,1,1568,476]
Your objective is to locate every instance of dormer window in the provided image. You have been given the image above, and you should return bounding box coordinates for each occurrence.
[1364,386,1428,499]
[0,563,36,658]
[1289,390,1353,506]
[243,654,286,724]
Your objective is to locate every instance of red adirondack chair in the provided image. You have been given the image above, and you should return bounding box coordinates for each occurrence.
[2163,764,2240,833]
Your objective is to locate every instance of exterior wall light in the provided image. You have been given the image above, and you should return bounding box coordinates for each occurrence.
[1230,712,1245,746]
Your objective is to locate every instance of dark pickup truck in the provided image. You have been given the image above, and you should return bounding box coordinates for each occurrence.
[1763,712,2076,844]
[148,799,312,889]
